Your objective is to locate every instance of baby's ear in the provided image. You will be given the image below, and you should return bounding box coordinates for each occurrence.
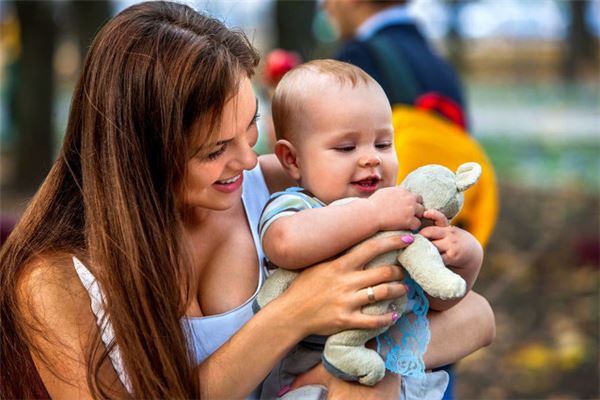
[274,140,301,181]
[455,162,482,192]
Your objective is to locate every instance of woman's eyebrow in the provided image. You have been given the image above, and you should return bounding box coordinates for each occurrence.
[205,98,259,147]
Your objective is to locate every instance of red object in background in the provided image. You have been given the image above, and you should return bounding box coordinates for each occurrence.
[574,236,600,268]
[264,49,301,87]
[416,92,467,130]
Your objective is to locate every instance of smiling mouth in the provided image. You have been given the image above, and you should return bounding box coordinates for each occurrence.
[352,177,380,187]
[216,174,241,184]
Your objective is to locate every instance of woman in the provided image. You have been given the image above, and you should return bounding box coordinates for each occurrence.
[0,2,494,399]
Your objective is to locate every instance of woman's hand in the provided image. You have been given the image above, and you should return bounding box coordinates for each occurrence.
[284,363,401,400]
[277,234,411,337]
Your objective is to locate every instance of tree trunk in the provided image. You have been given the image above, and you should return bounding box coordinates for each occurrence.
[13,1,56,194]
[563,0,597,80]
[275,0,316,60]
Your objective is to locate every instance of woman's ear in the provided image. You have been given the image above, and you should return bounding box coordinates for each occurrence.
[274,140,301,181]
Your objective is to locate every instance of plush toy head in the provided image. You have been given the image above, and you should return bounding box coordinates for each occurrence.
[400,162,482,221]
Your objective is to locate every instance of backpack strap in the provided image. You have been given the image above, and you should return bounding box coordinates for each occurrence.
[363,33,420,105]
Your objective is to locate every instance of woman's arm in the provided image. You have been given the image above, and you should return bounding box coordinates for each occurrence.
[425,290,495,369]
[259,154,295,193]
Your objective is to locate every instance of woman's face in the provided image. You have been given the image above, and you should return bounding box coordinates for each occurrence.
[181,77,259,212]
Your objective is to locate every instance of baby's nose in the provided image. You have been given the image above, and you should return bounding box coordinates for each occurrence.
[358,155,382,168]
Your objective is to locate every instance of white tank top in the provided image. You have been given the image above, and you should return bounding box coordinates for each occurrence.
[73,165,270,397]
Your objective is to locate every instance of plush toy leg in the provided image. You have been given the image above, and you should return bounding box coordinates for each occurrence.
[253,269,299,312]
[397,235,466,299]
[322,302,389,386]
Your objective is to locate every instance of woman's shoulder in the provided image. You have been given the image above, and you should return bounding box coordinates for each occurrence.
[17,251,91,327]
[258,154,295,194]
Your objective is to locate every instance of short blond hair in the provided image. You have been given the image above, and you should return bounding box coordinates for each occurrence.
[271,59,378,142]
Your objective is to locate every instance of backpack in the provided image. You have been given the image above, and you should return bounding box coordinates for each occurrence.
[365,34,499,247]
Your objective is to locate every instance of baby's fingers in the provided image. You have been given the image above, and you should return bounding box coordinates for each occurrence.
[423,210,449,227]
[419,226,448,241]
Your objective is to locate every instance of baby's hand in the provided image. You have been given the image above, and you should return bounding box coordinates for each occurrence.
[420,210,483,268]
[368,187,424,232]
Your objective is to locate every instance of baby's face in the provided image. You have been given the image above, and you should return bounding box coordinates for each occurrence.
[294,80,397,204]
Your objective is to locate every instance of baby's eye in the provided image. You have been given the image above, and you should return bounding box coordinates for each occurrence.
[375,142,392,150]
[334,145,356,152]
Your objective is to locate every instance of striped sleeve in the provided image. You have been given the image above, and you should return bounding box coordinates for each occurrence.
[258,188,324,244]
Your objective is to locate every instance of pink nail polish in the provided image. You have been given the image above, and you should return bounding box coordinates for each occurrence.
[277,385,291,397]
[392,312,399,322]
[401,235,414,244]
[403,283,410,293]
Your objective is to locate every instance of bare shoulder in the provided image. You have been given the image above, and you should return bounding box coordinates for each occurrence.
[16,253,126,398]
[258,154,295,194]
[17,252,91,327]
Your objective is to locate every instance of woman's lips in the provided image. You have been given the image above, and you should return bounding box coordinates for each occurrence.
[213,173,243,193]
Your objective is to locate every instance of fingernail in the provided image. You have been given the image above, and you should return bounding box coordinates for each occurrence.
[392,312,400,322]
[401,235,414,244]
[403,283,410,293]
[277,385,291,397]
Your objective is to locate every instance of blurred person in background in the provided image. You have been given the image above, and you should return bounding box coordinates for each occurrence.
[322,0,467,127]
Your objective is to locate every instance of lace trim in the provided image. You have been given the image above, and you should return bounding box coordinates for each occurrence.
[376,275,430,376]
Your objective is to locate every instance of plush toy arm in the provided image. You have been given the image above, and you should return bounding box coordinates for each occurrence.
[397,235,466,300]
[254,269,300,311]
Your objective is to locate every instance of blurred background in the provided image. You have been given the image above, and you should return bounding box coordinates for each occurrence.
[0,0,598,398]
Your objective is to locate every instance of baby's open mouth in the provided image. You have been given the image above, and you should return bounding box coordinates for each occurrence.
[352,177,380,187]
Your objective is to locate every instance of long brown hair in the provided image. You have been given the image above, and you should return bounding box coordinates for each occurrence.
[0,2,259,398]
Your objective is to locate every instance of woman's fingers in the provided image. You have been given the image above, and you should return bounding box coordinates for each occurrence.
[352,281,408,308]
[340,234,412,271]
[350,310,402,330]
[354,264,404,289]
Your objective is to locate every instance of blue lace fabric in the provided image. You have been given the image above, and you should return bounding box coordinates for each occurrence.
[376,275,430,376]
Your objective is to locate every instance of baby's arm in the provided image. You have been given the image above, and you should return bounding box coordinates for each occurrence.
[261,187,423,270]
[419,210,484,311]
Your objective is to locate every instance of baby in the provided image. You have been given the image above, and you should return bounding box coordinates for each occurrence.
[258,60,483,399]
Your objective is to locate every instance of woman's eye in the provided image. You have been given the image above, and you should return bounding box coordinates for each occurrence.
[206,143,228,161]
[375,142,392,150]
[334,145,355,152]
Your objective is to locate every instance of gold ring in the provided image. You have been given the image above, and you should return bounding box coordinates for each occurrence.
[367,286,376,303]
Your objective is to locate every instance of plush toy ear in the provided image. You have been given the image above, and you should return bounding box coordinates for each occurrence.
[455,162,482,192]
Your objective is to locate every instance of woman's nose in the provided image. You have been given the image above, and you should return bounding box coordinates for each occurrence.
[358,154,382,168]
[234,142,258,170]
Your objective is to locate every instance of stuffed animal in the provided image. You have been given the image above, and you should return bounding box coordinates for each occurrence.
[255,162,482,386]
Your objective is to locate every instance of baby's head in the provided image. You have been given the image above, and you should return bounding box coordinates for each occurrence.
[271,59,397,204]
